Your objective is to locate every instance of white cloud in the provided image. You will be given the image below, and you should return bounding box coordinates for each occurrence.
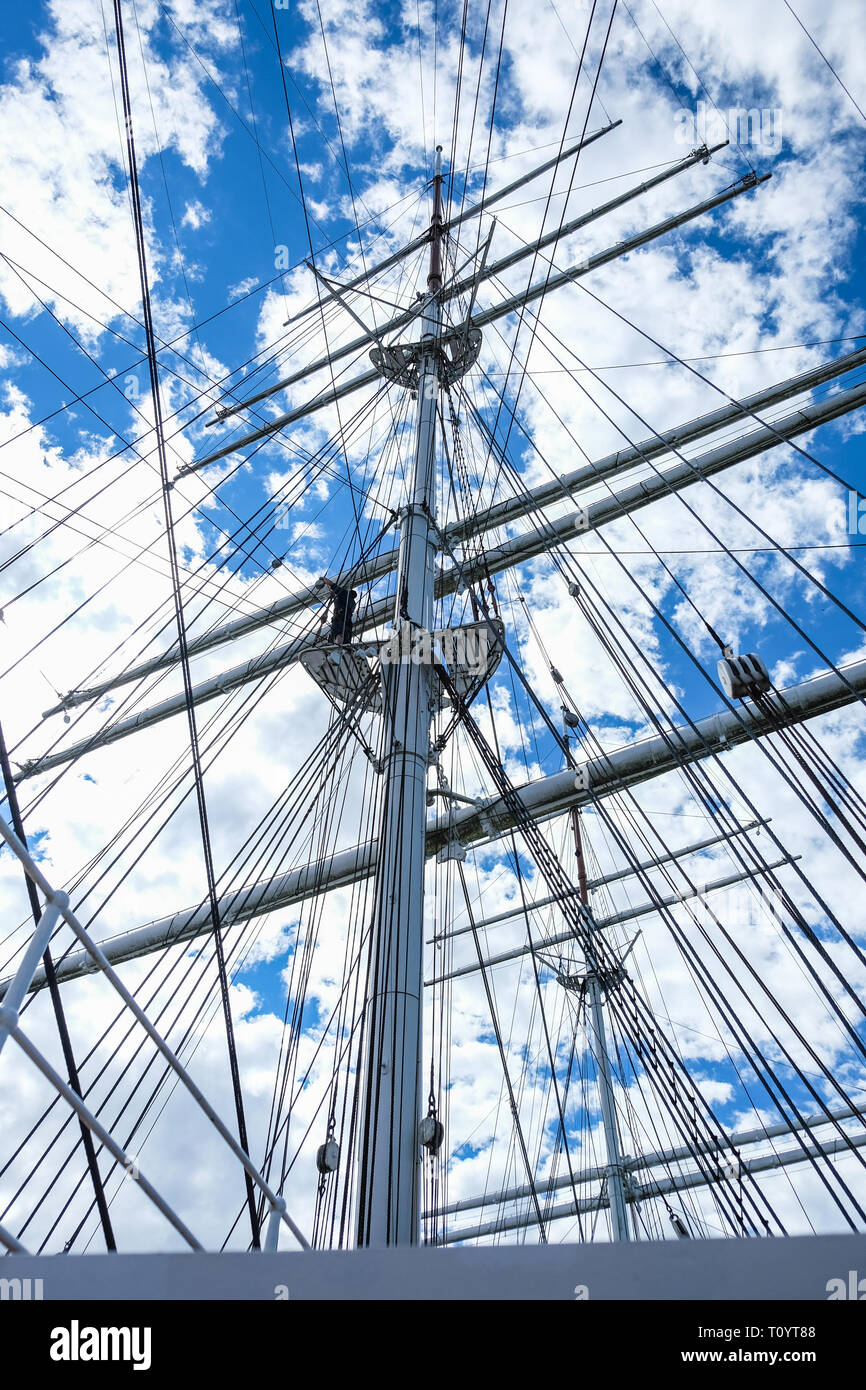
[0,0,864,1257]
[227,275,258,299]
[0,0,232,340]
[182,200,211,230]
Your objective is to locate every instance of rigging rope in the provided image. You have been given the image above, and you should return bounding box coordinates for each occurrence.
[110,0,260,1246]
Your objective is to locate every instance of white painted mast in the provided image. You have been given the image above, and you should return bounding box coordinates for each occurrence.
[355,146,446,1246]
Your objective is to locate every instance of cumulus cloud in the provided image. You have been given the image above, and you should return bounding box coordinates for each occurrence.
[1,0,864,1255]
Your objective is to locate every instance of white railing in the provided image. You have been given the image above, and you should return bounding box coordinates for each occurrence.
[0,811,308,1255]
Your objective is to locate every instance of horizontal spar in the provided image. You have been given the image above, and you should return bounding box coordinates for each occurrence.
[212,138,715,428]
[23,377,866,777]
[424,855,798,986]
[186,158,760,470]
[10,657,866,992]
[4,840,379,995]
[279,122,623,335]
[40,548,402,720]
[24,584,400,777]
[454,378,866,585]
[176,368,382,476]
[437,1130,866,1243]
[38,353,866,732]
[448,341,866,540]
[430,1100,866,1216]
[471,171,770,336]
[428,818,767,944]
[19,631,342,780]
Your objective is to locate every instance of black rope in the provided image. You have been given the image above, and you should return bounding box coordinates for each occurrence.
[0,722,117,1251]
[111,0,260,1246]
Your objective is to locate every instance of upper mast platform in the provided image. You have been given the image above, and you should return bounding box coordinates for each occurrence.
[370,325,483,390]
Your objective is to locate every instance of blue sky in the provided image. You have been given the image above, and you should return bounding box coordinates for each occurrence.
[1,0,866,1250]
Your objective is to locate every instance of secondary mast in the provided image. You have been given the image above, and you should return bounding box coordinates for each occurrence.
[570,807,631,1241]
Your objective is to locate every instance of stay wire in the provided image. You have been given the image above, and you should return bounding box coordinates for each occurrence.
[0,722,117,1251]
[782,0,866,127]
[111,0,260,1246]
[465,385,866,1004]
[425,405,866,1212]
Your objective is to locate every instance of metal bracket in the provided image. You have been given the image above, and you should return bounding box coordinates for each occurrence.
[370,342,422,390]
[438,326,482,386]
[437,834,467,864]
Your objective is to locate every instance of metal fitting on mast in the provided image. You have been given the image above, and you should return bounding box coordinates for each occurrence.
[427,146,444,297]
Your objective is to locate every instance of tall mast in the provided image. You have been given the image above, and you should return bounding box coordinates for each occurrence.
[570,804,631,1242]
[355,147,445,1246]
